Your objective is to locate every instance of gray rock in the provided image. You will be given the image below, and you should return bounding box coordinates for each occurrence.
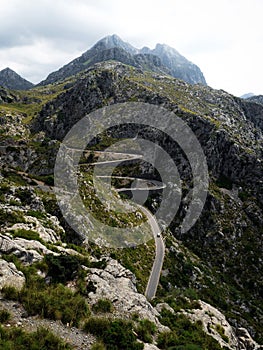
[86,258,168,331]
[7,214,62,243]
[0,233,57,263]
[182,300,262,350]
[144,344,160,350]
[0,258,25,290]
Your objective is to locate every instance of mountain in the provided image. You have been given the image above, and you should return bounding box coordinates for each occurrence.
[0,60,262,348]
[39,34,206,86]
[240,92,255,99]
[247,94,263,106]
[0,67,34,90]
[141,43,207,85]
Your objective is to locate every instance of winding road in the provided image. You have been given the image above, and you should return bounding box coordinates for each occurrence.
[83,150,165,300]
[19,148,165,300]
[141,207,165,300]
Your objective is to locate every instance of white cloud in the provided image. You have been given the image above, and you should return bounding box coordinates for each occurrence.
[0,0,262,95]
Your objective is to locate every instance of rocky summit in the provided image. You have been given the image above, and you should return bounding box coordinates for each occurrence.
[0,67,34,90]
[0,37,262,350]
[39,34,206,86]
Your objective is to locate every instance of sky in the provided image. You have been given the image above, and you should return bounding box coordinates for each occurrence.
[0,0,262,97]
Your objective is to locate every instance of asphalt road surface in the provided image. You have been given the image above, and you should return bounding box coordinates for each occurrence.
[141,207,165,300]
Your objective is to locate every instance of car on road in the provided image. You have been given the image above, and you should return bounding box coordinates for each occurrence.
[157,233,161,237]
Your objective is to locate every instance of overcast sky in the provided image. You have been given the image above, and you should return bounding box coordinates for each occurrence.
[0,0,262,96]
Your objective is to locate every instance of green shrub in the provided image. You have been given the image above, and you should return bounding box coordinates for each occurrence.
[11,228,42,242]
[26,210,46,219]
[0,208,25,226]
[1,285,19,300]
[84,317,110,335]
[92,299,113,313]
[90,258,107,269]
[15,188,33,205]
[136,319,156,343]
[21,282,89,326]
[0,325,73,349]
[91,342,106,350]
[215,175,233,190]
[44,254,81,283]
[215,324,229,343]
[0,309,11,323]
[84,318,143,350]
[157,310,223,349]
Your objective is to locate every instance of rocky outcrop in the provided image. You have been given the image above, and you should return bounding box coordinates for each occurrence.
[0,67,34,90]
[0,233,57,263]
[7,215,62,244]
[0,258,25,290]
[183,300,263,350]
[86,258,167,331]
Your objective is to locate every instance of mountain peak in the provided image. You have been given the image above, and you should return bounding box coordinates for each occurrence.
[39,35,206,86]
[0,67,34,90]
[91,34,138,55]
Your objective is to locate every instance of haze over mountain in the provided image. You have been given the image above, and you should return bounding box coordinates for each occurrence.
[39,34,206,86]
[0,67,34,90]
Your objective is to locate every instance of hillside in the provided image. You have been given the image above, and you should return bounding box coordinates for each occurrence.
[0,59,262,349]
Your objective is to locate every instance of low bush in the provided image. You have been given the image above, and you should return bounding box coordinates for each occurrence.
[136,319,156,343]
[2,274,90,327]
[84,317,143,350]
[91,342,106,350]
[0,208,25,226]
[157,309,223,349]
[20,281,89,326]
[0,309,11,323]
[92,299,113,313]
[44,254,82,283]
[0,325,73,349]
[1,285,19,300]
[11,228,42,242]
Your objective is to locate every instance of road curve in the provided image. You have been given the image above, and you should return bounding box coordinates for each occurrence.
[58,147,166,300]
[141,207,165,300]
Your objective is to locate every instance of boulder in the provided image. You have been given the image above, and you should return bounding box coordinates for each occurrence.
[0,258,25,290]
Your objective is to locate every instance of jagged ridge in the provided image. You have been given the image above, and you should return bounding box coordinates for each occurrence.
[38,34,206,86]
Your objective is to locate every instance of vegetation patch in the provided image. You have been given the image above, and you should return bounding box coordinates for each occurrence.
[0,309,11,324]
[0,325,73,349]
[11,228,42,242]
[92,299,113,314]
[84,317,143,350]
[157,309,224,349]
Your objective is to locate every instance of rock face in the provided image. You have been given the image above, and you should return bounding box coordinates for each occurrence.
[86,258,167,331]
[141,43,207,85]
[0,68,34,90]
[0,258,25,290]
[184,301,263,350]
[38,34,206,86]
[0,233,57,263]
